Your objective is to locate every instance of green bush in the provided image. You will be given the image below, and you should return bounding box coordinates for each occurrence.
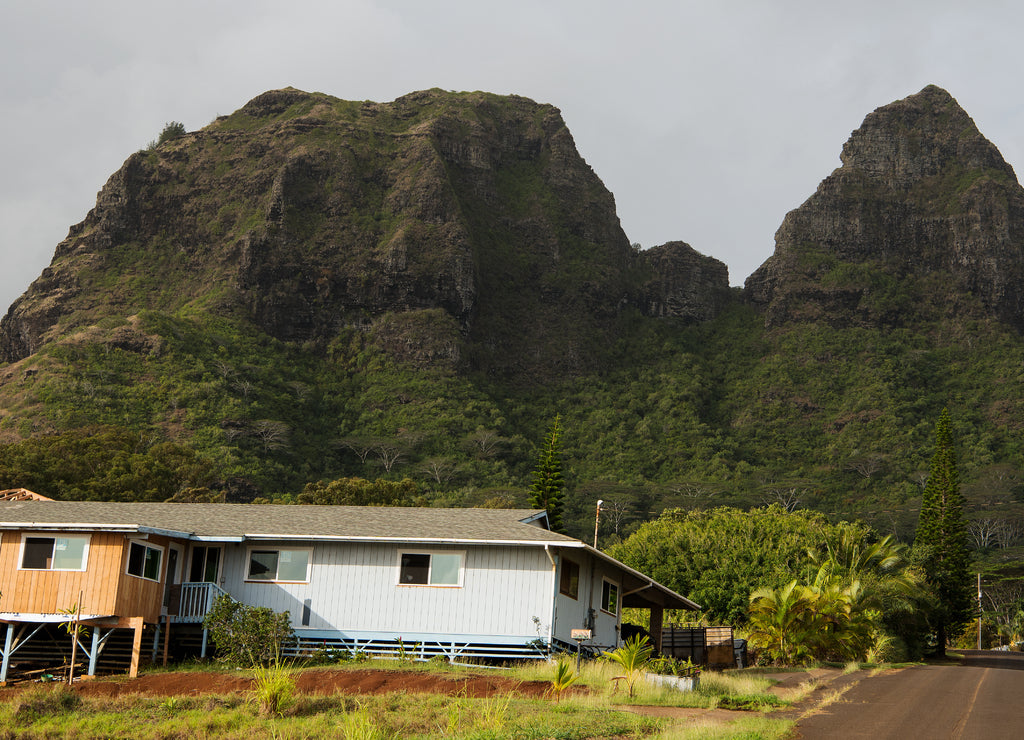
[203,595,295,666]
[149,121,186,147]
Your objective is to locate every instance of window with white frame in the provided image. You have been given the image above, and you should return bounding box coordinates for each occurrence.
[20,535,90,571]
[601,579,619,615]
[126,541,163,582]
[398,551,463,586]
[246,548,311,582]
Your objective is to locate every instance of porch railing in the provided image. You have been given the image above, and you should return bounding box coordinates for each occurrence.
[176,582,232,623]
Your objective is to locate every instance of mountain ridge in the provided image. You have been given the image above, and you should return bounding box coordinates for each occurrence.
[0,85,1020,545]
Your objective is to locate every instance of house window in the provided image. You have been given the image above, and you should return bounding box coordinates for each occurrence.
[398,551,463,586]
[559,558,580,599]
[601,579,619,615]
[246,548,311,582]
[127,541,163,582]
[189,545,222,583]
[20,535,90,571]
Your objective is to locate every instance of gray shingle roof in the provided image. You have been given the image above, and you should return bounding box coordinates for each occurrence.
[0,501,579,544]
[0,501,700,610]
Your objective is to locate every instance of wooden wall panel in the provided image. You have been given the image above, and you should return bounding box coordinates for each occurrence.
[0,530,176,623]
[0,531,124,615]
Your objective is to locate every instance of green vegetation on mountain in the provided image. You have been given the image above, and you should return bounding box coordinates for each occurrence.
[0,83,1019,606]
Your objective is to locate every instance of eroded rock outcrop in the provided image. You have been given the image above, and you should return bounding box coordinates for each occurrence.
[638,242,731,322]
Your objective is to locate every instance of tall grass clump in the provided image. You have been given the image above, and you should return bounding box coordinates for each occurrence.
[250,660,296,716]
[338,703,393,739]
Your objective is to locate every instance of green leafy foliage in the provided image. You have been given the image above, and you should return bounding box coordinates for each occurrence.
[296,477,421,506]
[203,595,295,666]
[609,506,852,624]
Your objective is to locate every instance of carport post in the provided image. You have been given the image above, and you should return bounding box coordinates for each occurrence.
[88,628,101,676]
[0,623,13,684]
[650,607,664,654]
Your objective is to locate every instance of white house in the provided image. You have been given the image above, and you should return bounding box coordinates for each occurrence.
[0,499,698,681]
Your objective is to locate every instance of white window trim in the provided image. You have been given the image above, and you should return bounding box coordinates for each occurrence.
[244,546,313,584]
[18,533,91,572]
[396,550,466,588]
[126,539,165,583]
[601,578,620,615]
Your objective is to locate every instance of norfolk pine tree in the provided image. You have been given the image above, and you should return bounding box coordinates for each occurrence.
[530,415,566,533]
[915,408,973,656]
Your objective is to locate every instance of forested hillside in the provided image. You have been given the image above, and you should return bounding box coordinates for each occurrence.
[0,84,1021,554]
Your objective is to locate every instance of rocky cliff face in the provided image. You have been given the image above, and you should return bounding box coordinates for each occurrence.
[638,242,732,321]
[745,85,1024,329]
[0,87,728,377]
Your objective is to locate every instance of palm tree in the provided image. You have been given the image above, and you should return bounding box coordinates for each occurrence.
[748,580,817,665]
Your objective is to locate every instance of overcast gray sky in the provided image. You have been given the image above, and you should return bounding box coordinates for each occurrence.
[2,1,1022,312]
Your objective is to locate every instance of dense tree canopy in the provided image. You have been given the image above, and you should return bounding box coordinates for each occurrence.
[608,505,859,625]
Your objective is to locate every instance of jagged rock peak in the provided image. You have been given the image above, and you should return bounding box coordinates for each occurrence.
[745,85,1024,330]
[838,85,1015,190]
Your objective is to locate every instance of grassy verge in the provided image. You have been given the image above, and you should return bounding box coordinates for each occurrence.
[0,658,808,739]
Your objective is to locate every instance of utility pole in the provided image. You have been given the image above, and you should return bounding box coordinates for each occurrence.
[977,572,982,650]
[593,500,603,549]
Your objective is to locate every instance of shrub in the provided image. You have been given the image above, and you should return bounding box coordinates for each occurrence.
[203,595,294,666]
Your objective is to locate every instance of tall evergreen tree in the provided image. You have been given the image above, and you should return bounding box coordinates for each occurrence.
[529,415,566,533]
[915,408,973,656]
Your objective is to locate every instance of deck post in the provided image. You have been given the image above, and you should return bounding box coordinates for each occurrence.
[201,628,209,658]
[87,628,101,676]
[162,616,172,666]
[0,623,14,685]
[129,617,144,678]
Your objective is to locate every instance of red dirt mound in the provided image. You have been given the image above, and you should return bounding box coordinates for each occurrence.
[1,667,552,700]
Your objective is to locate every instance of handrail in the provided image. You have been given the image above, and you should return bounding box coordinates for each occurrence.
[176,582,232,622]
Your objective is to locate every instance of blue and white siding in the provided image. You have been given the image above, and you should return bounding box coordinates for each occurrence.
[551,548,623,651]
[215,540,556,649]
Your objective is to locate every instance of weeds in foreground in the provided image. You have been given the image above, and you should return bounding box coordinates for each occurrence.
[10,685,82,725]
[654,716,795,739]
[338,703,394,739]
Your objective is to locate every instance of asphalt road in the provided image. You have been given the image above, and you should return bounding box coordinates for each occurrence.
[795,651,1024,739]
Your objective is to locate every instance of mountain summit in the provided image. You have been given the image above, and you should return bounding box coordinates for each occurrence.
[745,85,1024,329]
[0,88,728,378]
